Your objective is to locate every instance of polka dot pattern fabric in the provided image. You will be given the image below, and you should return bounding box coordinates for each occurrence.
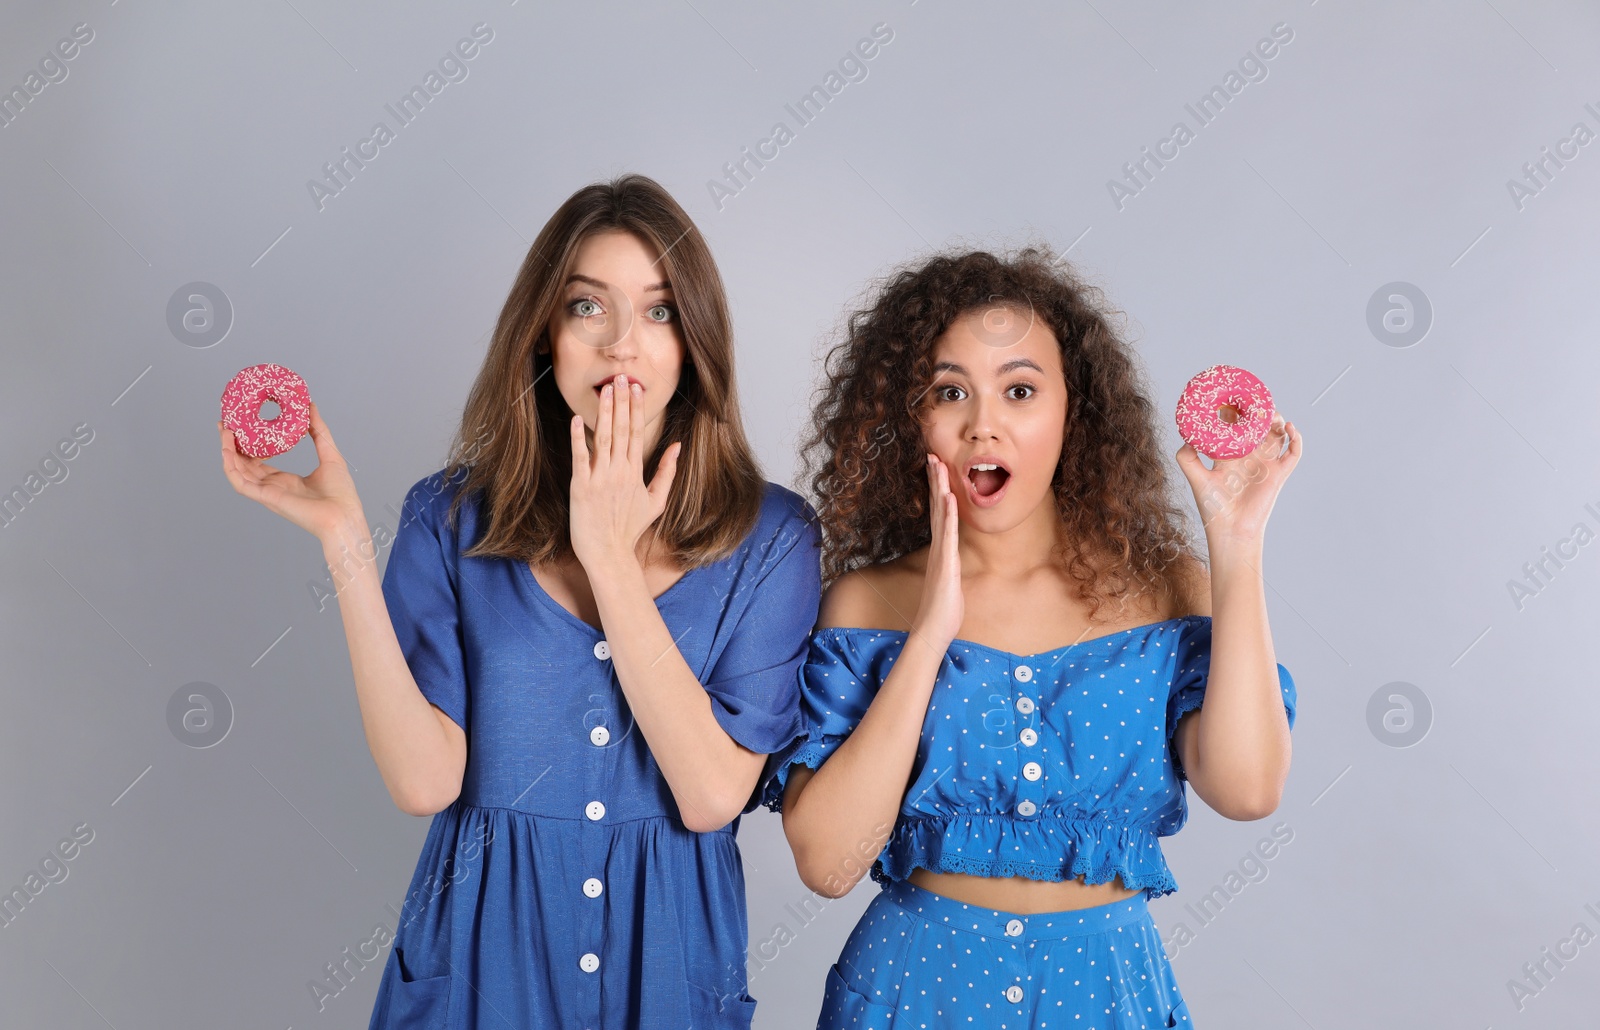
[822,878,1192,1028]
[761,617,1297,901]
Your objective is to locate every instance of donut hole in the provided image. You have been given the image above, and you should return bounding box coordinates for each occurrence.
[1216,403,1241,424]
[257,399,282,422]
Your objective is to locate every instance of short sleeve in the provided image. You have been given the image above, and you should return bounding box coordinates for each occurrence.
[1166,616,1296,782]
[758,629,882,814]
[381,478,469,734]
[702,509,823,814]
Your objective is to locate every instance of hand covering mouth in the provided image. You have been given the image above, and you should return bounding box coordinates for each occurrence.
[594,375,643,394]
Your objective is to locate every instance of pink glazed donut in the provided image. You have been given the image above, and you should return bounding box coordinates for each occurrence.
[220,363,312,459]
[1175,364,1274,460]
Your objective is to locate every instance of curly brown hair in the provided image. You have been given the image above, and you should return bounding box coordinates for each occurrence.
[801,243,1204,622]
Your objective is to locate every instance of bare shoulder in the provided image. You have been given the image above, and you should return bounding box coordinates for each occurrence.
[817,550,923,631]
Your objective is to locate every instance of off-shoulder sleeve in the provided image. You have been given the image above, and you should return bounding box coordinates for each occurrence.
[758,629,884,814]
[703,510,823,814]
[381,477,469,733]
[1166,616,1297,782]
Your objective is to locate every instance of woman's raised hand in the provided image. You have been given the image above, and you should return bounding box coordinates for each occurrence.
[1175,410,1301,545]
[568,373,682,572]
[911,453,964,656]
[218,400,365,542]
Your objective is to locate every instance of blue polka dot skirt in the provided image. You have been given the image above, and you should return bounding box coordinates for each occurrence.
[819,879,1192,1028]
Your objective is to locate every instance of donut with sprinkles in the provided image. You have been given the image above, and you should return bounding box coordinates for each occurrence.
[1175,364,1274,460]
[220,363,312,459]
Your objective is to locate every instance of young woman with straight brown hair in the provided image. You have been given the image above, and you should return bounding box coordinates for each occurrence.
[220,173,820,1028]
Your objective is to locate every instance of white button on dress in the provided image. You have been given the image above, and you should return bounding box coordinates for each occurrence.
[1014,664,1033,683]
[1005,918,1024,936]
[1015,696,1035,714]
[579,952,600,973]
[585,801,606,821]
[1016,800,1037,816]
[593,640,610,661]
[583,877,604,898]
[1018,727,1037,746]
[1022,761,1042,781]
[590,725,610,746]
[1005,985,1024,1003]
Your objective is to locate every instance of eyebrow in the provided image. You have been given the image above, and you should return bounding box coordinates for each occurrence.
[932,358,1045,376]
[565,273,673,292]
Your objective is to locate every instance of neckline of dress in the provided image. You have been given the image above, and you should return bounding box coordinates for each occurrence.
[517,558,704,638]
[817,615,1206,661]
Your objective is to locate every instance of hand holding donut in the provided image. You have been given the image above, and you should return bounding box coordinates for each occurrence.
[911,453,964,656]
[218,398,364,543]
[568,373,682,573]
[1172,365,1301,543]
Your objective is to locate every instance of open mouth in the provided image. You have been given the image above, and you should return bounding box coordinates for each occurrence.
[964,459,1011,506]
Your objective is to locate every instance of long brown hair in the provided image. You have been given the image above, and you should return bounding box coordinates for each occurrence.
[439,173,765,567]
[802,243,1204,621]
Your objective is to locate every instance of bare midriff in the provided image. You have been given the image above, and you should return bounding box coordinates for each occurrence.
[907,867,1142,914]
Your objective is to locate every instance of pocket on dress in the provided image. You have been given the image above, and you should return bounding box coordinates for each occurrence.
[384,945,451,1030]
[687,981,757,1027]
[1165,997,1192,1026]
[820,964,896,1030]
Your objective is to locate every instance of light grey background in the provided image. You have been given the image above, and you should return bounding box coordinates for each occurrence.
[2,0,1597,1026]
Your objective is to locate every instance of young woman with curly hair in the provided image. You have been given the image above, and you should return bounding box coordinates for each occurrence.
[763,245,1302,1027]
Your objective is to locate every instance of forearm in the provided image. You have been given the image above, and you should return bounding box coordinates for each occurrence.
[322,516,464,815]
[588,557,754,829]
[1190,535,1292,813]
[784,632,945,897]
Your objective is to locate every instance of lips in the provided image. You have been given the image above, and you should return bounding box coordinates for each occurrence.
[962,456,1011,508]
[594,374,644,395]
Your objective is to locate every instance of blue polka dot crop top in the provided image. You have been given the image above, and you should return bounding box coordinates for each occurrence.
[760,616,1297,900]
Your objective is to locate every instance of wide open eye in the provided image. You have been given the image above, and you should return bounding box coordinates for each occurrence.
[646,303,676,323]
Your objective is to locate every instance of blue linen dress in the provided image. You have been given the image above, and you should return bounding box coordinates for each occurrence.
[763,618,1297,1028]
[365,468,821,1029]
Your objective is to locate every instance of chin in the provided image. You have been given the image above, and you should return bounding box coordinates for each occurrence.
[958,487,1047,533]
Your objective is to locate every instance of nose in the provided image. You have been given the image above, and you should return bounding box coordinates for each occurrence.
[598,315,638,356]
[965,391,1000,442]
[598,327,633,359]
